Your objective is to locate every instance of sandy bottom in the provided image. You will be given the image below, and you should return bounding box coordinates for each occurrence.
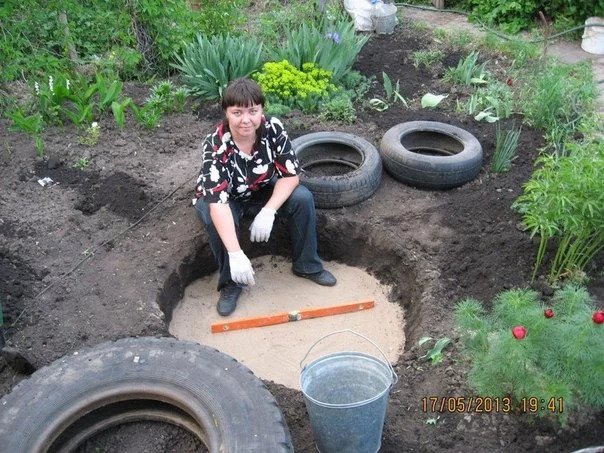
[169,256,406,389]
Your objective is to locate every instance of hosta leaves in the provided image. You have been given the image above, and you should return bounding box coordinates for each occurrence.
[421,93,447,108]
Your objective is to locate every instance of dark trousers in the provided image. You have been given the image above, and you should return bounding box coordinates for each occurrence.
[195,182,323,290]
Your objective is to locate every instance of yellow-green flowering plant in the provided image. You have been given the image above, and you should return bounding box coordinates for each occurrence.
[253,60,336,113]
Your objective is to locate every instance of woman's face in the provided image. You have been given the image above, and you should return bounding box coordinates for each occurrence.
[225,104,263,141]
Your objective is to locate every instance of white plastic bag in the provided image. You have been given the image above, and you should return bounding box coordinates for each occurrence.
[343,0,374,31]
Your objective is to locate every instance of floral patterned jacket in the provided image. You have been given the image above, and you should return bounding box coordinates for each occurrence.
[194,116,300,205]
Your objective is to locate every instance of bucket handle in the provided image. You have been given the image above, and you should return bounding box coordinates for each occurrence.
[300,329,398,385]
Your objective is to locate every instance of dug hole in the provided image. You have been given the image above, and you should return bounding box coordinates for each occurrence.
[170,255,406,389]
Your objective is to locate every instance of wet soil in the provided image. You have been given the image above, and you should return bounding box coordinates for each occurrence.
[0,19,602,453]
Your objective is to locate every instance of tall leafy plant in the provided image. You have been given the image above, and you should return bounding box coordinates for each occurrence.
[513,139,604,282]
[127,0,246,74]
[521,61,596,155]
[269,16,369,83]
[443,51,489,86]
[173,34,263,100]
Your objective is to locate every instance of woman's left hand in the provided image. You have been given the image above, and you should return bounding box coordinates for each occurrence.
[250,207,276,242]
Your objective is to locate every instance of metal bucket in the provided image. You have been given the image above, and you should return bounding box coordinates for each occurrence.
[299,330,398,453]
[372,3,397,35]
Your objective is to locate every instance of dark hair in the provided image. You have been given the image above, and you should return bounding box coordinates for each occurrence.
[221,78,265,110]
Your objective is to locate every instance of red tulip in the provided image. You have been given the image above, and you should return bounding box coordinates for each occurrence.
[544,308,554,318]
[512,326,527,339]
[593,311,604,325]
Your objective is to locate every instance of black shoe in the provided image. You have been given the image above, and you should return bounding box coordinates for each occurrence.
[293,269,337,287]
[217,285,242,316]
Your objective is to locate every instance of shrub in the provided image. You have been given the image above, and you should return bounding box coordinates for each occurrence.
[253,60,336,113]
[455,284,604,425]
[513,138,604,282]
[339,70,373,104]
[461,0,603,32]
[269,15,369,83]
[0,0,247,82]
[173,34,263,101]
[250,0,320,49]
[126,0,247,75]
[461,0,539,33]
[319,94,356,124]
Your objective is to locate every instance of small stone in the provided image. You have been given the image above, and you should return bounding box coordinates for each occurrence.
[114,139,127,147]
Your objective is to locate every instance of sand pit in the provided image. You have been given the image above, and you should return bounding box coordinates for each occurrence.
[169,255,406,389]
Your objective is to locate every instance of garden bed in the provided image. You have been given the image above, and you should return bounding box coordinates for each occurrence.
[0,20,602,452]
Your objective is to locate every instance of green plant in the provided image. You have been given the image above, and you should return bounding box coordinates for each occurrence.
[421,93,448,108]
[33,74,73,124]
[146,81,188,113]
[110,98,133,130]
[127,0,247,75]
[319,94,356,124]
[513,138,604,282]
[264,102,292,118]
[411,49,445,69]
[382,72,408,107]
[455,285,604,425]
[449,30,475,48]
[521,61,597,153]
[418,336,452,365]
[173,34,263,101]
[78,121,101,146]
[6,110,45,157]
[269,16,369,83]
[432,28,447,41]
[131,103,161,129]
[369,72,408,111]
[0,1,133,83]
[491,123,521,173]
[465,80,514,120]
[94,73,123,113]
[172,87,188,113]
[368,98,389,112]
[461,0,539,33]
[74,157,91,169]
[253,60,335,113]
[339,70,372,104]
[92,46,142,80]
[250,0,320,49]
[443,51,489,86]
[481,33,539,69]
[462,0,598,33]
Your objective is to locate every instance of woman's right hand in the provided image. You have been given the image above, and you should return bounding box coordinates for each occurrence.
[227,250,255,285]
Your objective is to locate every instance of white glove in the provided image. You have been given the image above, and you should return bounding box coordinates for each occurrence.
[250,207,276,242]
[228,250,255,285]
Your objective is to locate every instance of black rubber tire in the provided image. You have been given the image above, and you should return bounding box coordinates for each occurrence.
[292,132,382,208]
[380,121,483,189]
[0,337,293,453]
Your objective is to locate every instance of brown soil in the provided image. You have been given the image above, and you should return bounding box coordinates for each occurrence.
[1,18,602,452]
